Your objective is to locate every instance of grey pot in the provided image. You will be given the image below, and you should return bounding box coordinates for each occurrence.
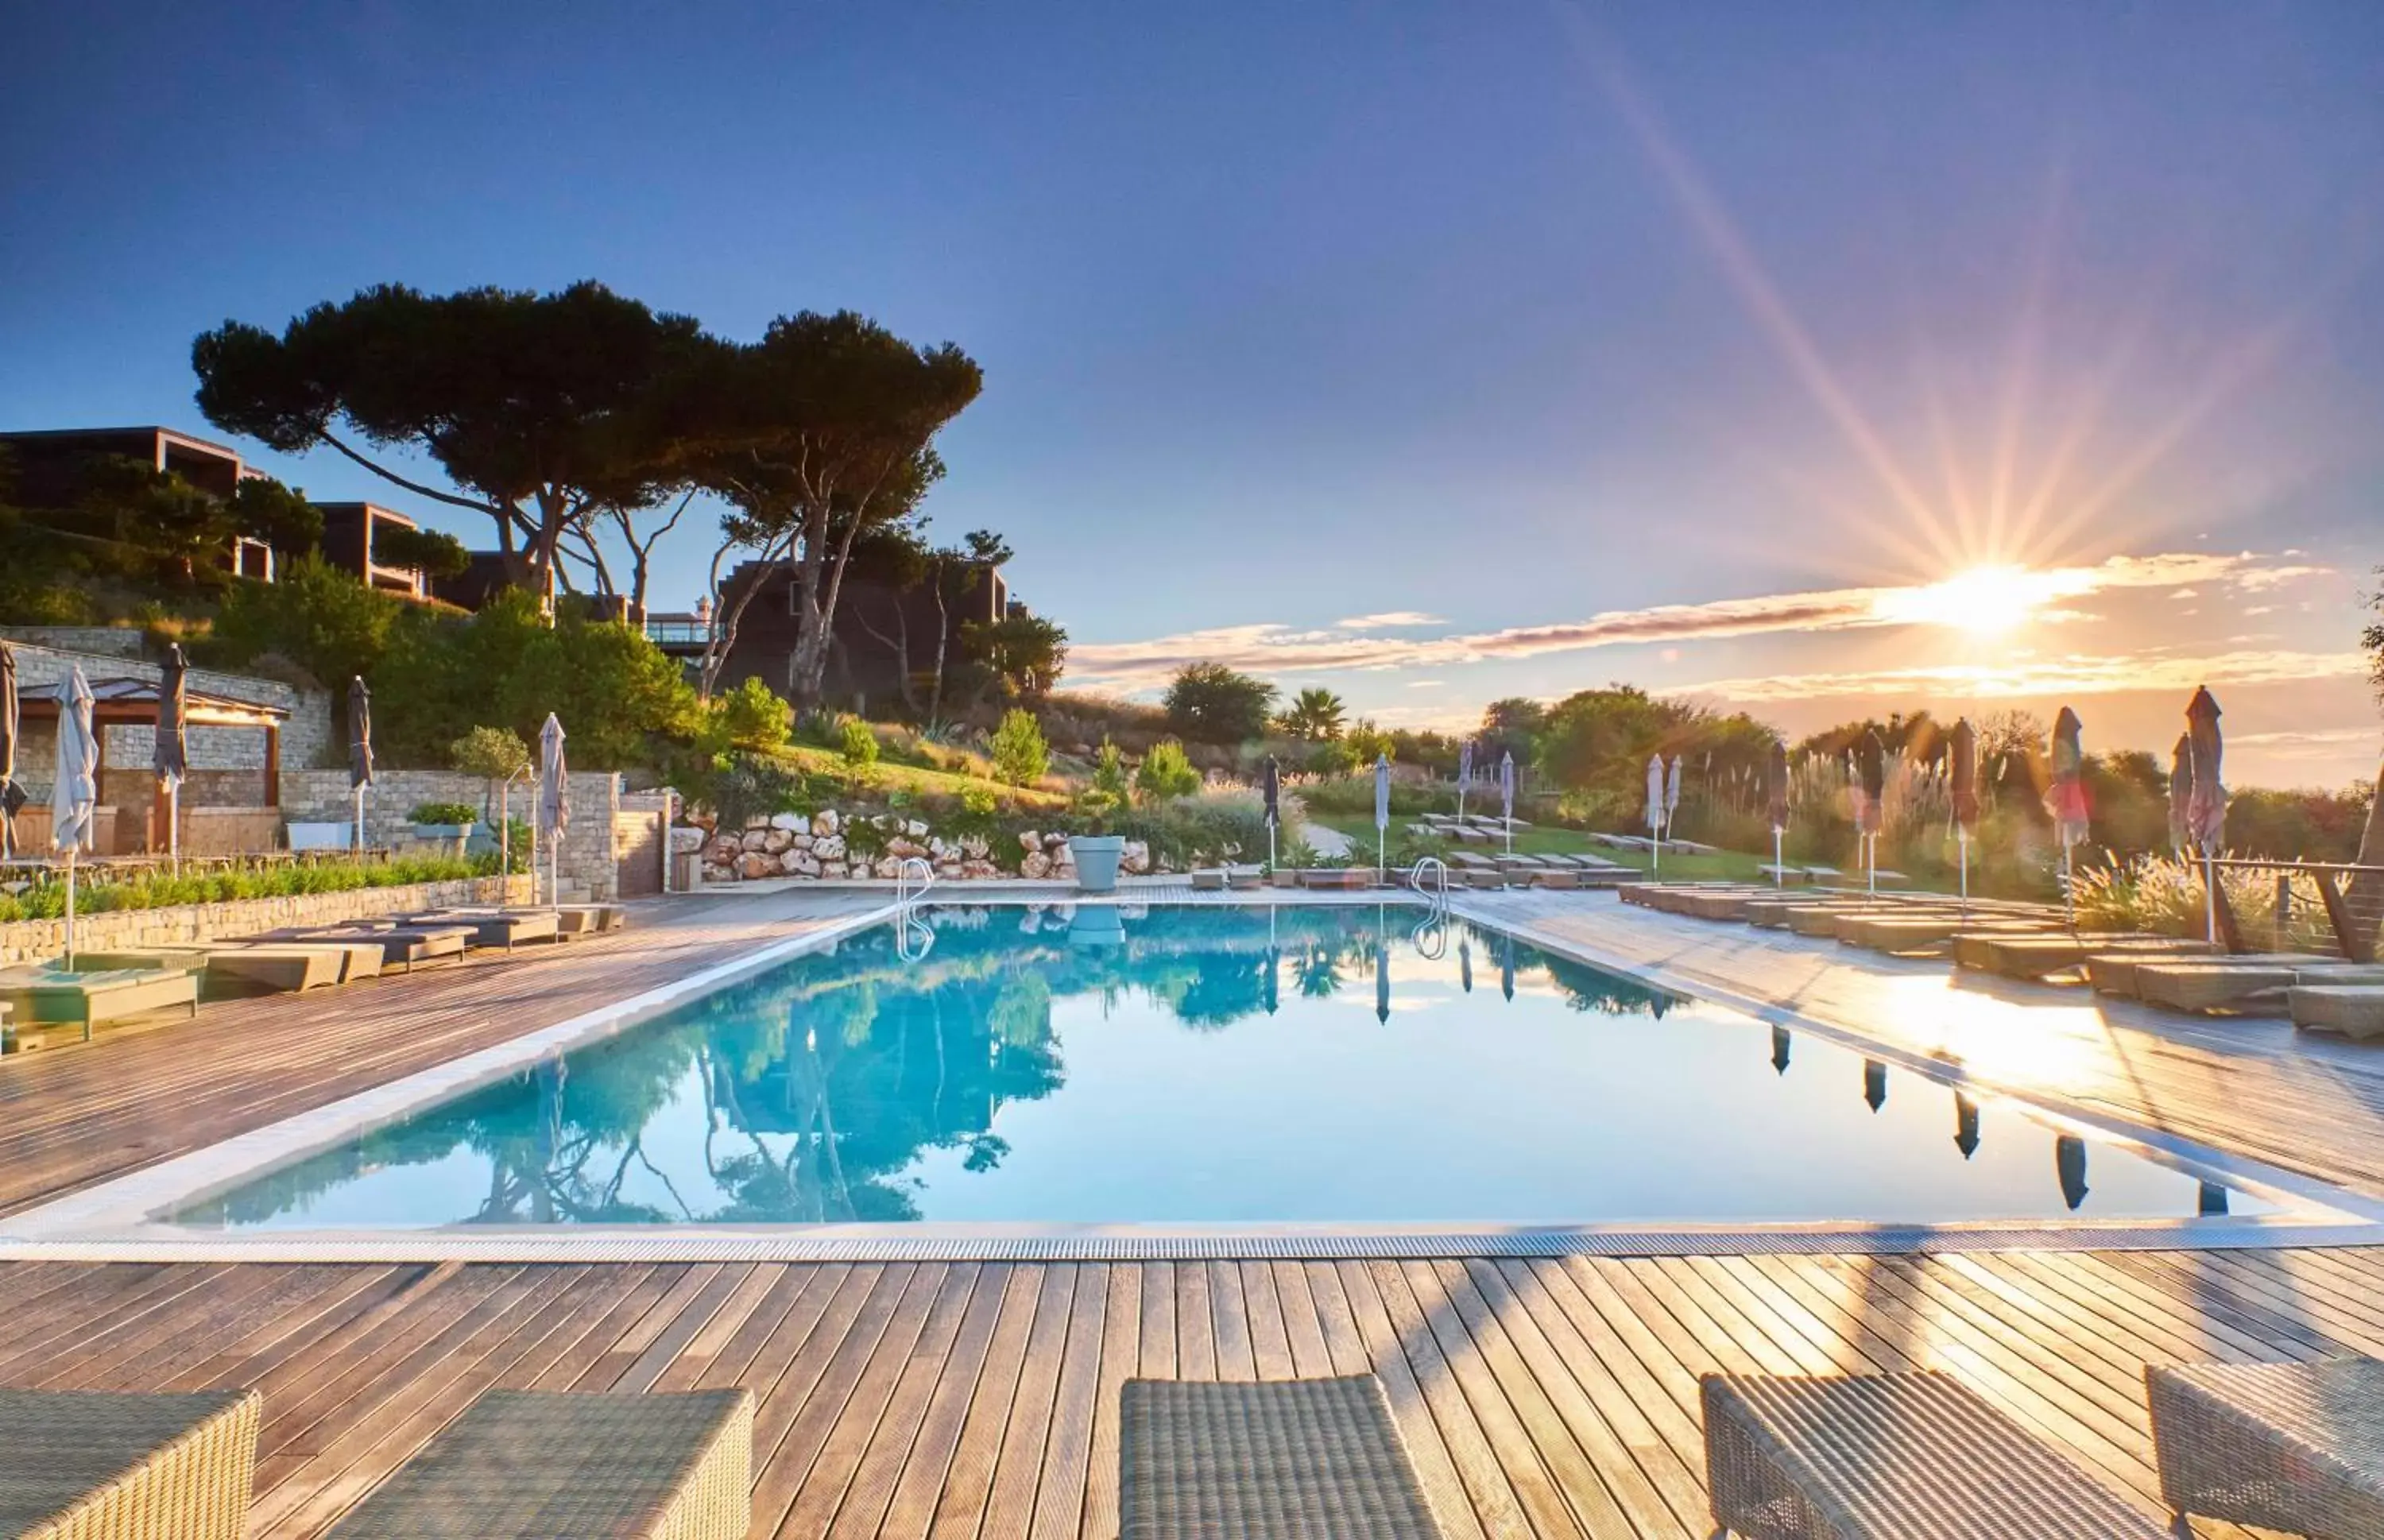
[1068,834,1126,892]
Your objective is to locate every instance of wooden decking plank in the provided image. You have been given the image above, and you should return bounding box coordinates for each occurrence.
[1136,1259,1176,1379]
[1238,1259,1296,1379]
[926,1263,1063,1540]
[1076,1262,1142,1540]
[1333,1259,1498,1540]
[838,1262,1014,1540]
[1205,1259,1256,1380]
[648,1261,791,1390]
[1513,1259,1704,1457]
[978,1263,1084,1540]
[1269,1258,1334,1378]
[774,1262,978,1540]
[616,1262,765,1392]
[1300,1259,1376,1378]
[1174,1257,1215,1381]
[167,1263,419,1390]
[572,1261,728,1387]
[1026,1262,1113,1540]
[35,1262,329,1390]
[747,1263,912,1495]
[1383,1257,1585,1538]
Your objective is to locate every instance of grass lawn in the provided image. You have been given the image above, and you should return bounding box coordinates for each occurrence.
[1304,811,1771,881]
[771,744,1073,810]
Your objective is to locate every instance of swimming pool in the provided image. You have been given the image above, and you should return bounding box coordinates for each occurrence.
[172,903,2271,1233]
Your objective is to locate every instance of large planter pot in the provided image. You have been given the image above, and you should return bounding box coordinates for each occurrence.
[1068,835,1125,893]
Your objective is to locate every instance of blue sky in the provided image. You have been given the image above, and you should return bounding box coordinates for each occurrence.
[6,2,2381,783]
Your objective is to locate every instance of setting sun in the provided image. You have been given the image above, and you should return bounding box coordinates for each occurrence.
[1873,563,2077,636]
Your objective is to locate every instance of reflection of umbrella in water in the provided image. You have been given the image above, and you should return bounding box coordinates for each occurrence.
[1856,730,1886,893]
[1949,718,1979,908]
[2197,1181,2228,1217]
[1953,1093,1980,1159]
[1500,935,1515,1001]
[1458,938,1473,994]
[1769,1025,1790,1075]
[2046,708,2089,926]
[1374,906,1390,1024]
[1649,993,1670,1020]
[2056,1135,2089,1211]
[1863,1059,1887,1112]
[156,644,189,869]
[0,638,19,858]
[1766,738,1790,887]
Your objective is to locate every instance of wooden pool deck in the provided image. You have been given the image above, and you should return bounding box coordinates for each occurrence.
[3,888,2383,1537]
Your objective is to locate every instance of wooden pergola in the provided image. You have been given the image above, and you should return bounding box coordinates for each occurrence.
[18,677,286,851]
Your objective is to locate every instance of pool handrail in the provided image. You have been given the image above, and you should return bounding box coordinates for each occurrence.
[1407,856,1450,915]
[895,855,935,908]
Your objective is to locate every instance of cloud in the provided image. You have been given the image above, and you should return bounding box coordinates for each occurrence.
[1667,648,2367,705]
[1066,550,2328,692]
[1336,611,1445,629]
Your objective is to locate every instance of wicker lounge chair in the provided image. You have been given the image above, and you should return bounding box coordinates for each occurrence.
[2290,985,2384,1040]
[1120,1376,1442,1540]
[1952,933,2200,979]
[272,924,470,971]
[0,966,199,1039]
[2146,1358,2384,1537]
[1833,915,2050,954]
[1190,869,1229,892]
[325,1389,751,1538]
[400,909,563,950]
[2084,950,2310,997]
[1701,1372,2166,1539]
[1296,868,1376,891]
[0,1387,259,1540]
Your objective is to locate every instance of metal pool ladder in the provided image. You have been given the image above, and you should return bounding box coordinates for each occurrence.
[1407,856,1451,915]
[895,856,937,962]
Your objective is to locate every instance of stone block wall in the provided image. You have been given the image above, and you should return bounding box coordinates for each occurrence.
[280,768,624,901]
[691,805,1155,884]
[0,873,531,965]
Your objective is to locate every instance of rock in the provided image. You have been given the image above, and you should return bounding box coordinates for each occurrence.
[927,836,948,860]
[669,826,707,853]
[700,862,733,884]
[745,814,771,830]
[822,861,849,879]
[812,809,841,836]
[792,832,815,850]
[888,837,927,859]
[904,819,929,839]
[769,811,804,831]
[786,850,821,876]
[738,852,777,880]
[1019,830,1041,854]
[1044,832,1069,849]
[935,862,962,879]
[762,830,793,854]
[739,829,770,853]
[814,834,846,861]
[961,859,999,880]
[1120,839,1151,875]
[778,848,806,874]
[961,834,990,860]
[873,855,903,880]
[705,835,741,864]
[1021,851,1052,880]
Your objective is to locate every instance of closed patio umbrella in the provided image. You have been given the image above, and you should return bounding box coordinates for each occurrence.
[1457,739,1473,822]
[537,712,570,905]
[1954,1093,1980,1159]
[1863,1058,1887,1113]
[1949,718,1980,907]
[1666,754,1682,834]
[1645,753,1666,878]
[0,638,19,858]
[53,667,97,966]
[1499,750,1515,855]
[2047,708,2089,926]
[346,676,376,855]
[1766,739,1790,886]
[155,644,189,871]
[2167,733,2197,856]
[1374,910,1391,1025]
[2056,1134,2090,1212]
[2185,687,2227,946]
[1770,1024,1790,1075]
[1373,753,1391,876]
[1261,755,1280,869]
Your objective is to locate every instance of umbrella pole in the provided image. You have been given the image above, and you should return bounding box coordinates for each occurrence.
[1772,827,1782,888]
[2204,847,2220,947]
[352,784,365,857]
[498,781,510,909]
[167,780,180,876]
[64,849,76,969]
[1958,830,1969,913]
[1867,833,1876,896]
[2064,841,2076,931]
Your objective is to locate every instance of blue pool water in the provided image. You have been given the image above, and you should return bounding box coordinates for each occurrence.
[178,903,2263,1230]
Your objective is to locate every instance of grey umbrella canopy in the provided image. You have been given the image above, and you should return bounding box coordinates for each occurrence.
[2168,733,2197,854]
[0,639,20,853]
[1855,731,1887,834]
[2185,687,2226,849]
[154,644,190,787]
[1260,755,1279,828]
[346,677,376,789]
[538,714,571,839]
[1949,718,1980,834]
[1766,740,1790,832]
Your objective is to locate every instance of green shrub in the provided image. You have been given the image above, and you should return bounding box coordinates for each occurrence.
[0,853,486,923]
[450,725,532,783]
[990,709,1049,787]
[1090,739,1130,801]
[706,753,806,830]
[716,677,794,752]
[838,715,880,768]
[961,784,999,819]
[1134,738,1202,802]
[408,801,478,826]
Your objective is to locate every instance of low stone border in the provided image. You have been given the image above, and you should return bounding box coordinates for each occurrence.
[0,874,532,966]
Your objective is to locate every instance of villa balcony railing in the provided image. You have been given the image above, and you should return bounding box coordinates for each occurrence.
[644,619,713,648]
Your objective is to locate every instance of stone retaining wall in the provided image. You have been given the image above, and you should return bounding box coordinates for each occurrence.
[0,874,532,965]
[281,769,625,903]
[692,806,1155,884]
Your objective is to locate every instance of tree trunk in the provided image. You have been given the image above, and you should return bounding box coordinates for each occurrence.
[927,564,951,726]
[2349,753,2384,939]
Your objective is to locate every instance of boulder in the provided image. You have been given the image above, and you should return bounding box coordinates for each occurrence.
[792,832,815,850]
[762,830,794,854]
[812,808,841,836]
[705,835,741,865]
[1043,832,1069,850]
[935,862,962,880]
[739,829,770,853]
[961,834,990,861]
[904,819,929,839]
[927,836,949,860]
[873,855,904,880]
[670,826,708,853]
[888,837,927,859]
[1021,851,1052,880]
[768,811,804,831]
[961,859,1000,880]
[1019,830,1042,855]
[700,862,734,884]
[737,852,777,880]
[822,861,849,879]
[1120,840,1151,875]
[814,834,846,861]
[786,850,822,876]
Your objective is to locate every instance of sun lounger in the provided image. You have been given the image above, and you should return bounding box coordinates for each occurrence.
[2289,985,2384,1040]
[2085,950,2301,997]
[1786,903,1905,938]
[2134,959,2384,1015]
[1459,868,1511,889]
[0,1387,260,1540]
[271,924,471,971]
[1296,868,1376,891]
[0,966,199,1040]
[1527,869,1582,890]
[1445,852,1496,869]
[1756,863,1811,884]
[195,944,350,996]
[1191,869,1229,892]
[1834,914,2052,955]
[1702,1372,2166,1539]
[324,1389,752,1539]
[2146,1358,2384,1537]
[1226,865,1264,891]
[400,909,563,950]
[1120,1376,1443,1540]
[1952,932,2204,979]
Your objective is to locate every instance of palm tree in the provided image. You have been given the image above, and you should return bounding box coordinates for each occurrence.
[1279,687,1348,742]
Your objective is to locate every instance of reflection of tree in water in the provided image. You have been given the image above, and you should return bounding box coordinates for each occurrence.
[189,905,1679,1228]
